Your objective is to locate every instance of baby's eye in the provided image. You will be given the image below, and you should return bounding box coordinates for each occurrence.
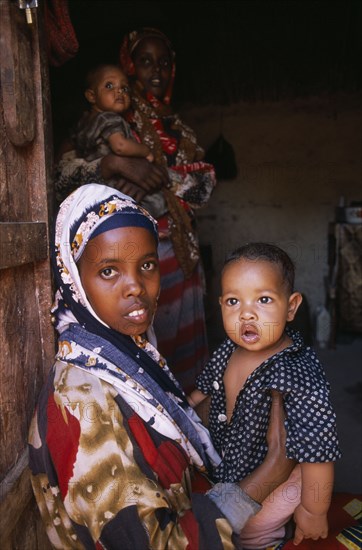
[100,267,117,279]
[226,297,238,306]
[105,82,114,89]
[120,85,130,94]
[258,296,272,304]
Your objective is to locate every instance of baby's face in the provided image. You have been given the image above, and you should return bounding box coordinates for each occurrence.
[219,259,298,353]
[77,226,160,336]
[89,67,131,114]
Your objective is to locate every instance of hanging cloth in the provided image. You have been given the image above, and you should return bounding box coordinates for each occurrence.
[205,133,238,180]
[44,0,79,67]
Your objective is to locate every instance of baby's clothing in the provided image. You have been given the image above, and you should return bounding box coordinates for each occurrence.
[195,329,341,483]
[196,329,341,548]
[74,110,135,161]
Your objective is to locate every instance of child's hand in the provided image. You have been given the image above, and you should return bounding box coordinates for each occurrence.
[293,503,328,545]
[146,152,154,163]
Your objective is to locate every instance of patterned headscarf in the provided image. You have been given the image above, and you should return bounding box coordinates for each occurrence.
[51,183,186,401]
[120,27,176,106]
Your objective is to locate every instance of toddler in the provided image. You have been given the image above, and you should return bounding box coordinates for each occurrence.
[73,63,153,163]
[188,242,341,548]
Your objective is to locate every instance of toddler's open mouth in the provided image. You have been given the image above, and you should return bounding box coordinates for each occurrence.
[240,324,260,344]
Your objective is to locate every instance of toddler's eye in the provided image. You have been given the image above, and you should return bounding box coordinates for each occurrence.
[100,267,117,279]
[259,296,272,304]
[120,85,130,94]
[105,82,114,89]
[226,297,238,306]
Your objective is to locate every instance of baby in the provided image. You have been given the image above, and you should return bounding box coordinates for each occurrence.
[73,63,153,163]
[188,242,341,548]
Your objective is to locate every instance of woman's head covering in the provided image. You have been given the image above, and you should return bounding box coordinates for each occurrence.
[52,183,158,332]
[120,27,176,105]
[51,183,185,401]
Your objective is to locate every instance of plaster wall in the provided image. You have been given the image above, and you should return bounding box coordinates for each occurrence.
[180,93,362,334]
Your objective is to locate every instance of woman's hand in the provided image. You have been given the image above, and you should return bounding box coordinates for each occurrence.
[238,390,296,503]
[100,154,169,194]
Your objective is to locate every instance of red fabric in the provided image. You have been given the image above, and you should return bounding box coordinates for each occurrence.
[128,413,200,548]
[46,393,80,499]
[128,413,189,488]
[282,493,361,549]
[44,0,79,66]
[151,119,178,155]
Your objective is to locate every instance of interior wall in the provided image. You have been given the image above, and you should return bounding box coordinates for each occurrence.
[179,93,362,336]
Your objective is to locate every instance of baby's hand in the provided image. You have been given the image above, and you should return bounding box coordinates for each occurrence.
[293,503,328,545]
[146,152,154,163]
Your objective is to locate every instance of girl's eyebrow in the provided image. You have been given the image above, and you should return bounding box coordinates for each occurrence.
[94,252,158,265]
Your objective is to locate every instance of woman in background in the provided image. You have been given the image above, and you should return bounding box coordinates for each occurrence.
[55,28,216,391]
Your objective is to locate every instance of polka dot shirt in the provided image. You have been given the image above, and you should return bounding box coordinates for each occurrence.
[196,329,342,483]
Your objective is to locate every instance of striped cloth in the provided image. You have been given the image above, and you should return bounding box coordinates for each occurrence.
[154,238,208,393]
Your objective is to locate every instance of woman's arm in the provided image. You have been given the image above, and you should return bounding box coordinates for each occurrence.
[239,390,296,503]
[206,391,297,534]
[54,148,168,203]
[187,389,208,408]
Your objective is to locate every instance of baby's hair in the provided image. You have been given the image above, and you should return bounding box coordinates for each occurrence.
[85,63,125,90]
[223,242,295,294]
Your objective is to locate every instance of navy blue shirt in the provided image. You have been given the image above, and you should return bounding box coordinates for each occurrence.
[196,330,342,483]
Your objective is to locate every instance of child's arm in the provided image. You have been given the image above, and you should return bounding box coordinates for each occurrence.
[108,132,154,161]
[293,462,334,545]
[187,389,208,408]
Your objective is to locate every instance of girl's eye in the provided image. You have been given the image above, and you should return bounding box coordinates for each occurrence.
[141,261,157,272]
[137,56,151,68]
[105,82,114,89]
[100,267,117,279]
[226,297,238,306]
[160,58,170,69]
[120,85,130,94]
[259,296,272,304]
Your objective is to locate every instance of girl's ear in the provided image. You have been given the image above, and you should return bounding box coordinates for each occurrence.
[287,292,303,322]
[85,89,96,105]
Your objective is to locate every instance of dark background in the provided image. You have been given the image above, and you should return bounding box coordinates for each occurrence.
[49,0,361,148]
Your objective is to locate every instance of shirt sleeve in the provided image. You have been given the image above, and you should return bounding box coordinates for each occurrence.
[284,385,342,463]
[28,362,235,549]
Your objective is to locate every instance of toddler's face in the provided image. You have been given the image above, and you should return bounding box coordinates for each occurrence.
[87,67,131,114]
[219,259,300,353]
[77,226,160,336]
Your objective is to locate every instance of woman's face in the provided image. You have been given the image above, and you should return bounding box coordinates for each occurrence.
[78,226,160,336]
[132,37,172,99]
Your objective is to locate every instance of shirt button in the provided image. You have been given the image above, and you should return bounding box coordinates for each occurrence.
[218,414,227,422]
[213,381,220,390]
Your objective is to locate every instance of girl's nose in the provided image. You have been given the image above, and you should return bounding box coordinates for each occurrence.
[123,275,144,297]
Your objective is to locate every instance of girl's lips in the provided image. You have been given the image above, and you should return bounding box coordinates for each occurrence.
[125,306,149,324]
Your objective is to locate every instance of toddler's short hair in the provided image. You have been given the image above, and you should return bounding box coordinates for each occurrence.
[223,242,295,294]
[85,64,124,90]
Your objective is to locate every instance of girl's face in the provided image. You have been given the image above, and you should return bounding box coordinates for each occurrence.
[219,259,302,353]
[85,67,131,114]
[132,37,172,99]
[77,226,160,336]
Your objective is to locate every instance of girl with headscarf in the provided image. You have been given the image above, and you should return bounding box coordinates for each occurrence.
[55,28,217,392]
[28,184,294,549]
